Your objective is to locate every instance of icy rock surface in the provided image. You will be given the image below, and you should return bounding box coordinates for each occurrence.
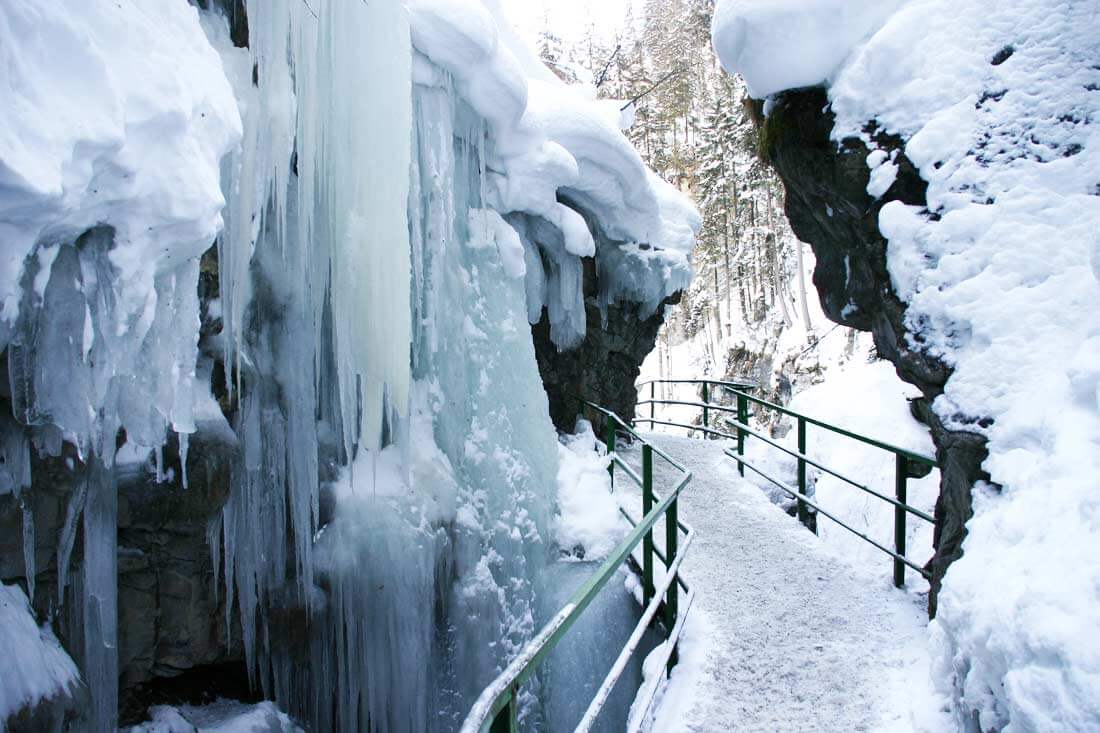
[715,0,1100,728]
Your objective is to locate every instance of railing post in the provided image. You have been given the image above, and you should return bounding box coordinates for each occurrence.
[642,444,654,607]
[735,392,748,476]
[664,493,679,673]
[796,417,810,527]
[894,454,908,587]
[606,415,616,489]
[650,382,656,425]
[489,688,518,732]
[701,382,709,431]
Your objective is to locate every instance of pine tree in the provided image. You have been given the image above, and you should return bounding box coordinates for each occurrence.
[545,0,817,373]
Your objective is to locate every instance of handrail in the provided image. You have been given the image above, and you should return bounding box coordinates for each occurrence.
[720,447,931,579]
[640,417,934,524]
[460,403,694,732]
[611,453,691,593]
[636,378,939,588]
[642,378,932,460]
[578,533,696,731]
[637,377,755,390]
[585,401,688,473]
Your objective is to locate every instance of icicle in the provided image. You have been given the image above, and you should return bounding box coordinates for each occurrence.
[81,455,118,732]
[221,496,235,648]
[207,514,222,604]
[0,417,32,496]
[55,475,88,610]
[178,431,189,490]
[319,0,414,453]
[20,493,35,606]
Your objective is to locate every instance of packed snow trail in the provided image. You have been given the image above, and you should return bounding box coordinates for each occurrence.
[617,433,946,732]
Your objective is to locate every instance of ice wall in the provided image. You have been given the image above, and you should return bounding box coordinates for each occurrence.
[207,1,417,695]
[216,46,564,725]
[1,0,695,729]
[0,1,240,729]
[205,1,697,727]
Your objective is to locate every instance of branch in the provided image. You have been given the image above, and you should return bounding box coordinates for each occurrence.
[620,65,686,111]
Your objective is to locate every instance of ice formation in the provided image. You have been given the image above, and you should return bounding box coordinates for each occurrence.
[0,1,239,729]
[714,0,1100,727]
[1,0,696,729]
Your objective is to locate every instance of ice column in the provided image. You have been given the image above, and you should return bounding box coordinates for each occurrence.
[325,0,413,451]
[210,0,415,700]
[81,457,118,732]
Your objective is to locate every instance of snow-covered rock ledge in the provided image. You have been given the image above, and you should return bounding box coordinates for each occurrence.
[409,0,697,349]
[405,0,698,428]
[713,0,1100,729]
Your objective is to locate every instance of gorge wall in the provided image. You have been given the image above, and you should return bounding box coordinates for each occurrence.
[755,89,989,615]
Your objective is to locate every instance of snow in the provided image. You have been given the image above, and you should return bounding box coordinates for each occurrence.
[867,149,900,199]
[713,0,1100,727]
[0,0,239,360]
[409,0,699,348]
[0,582,81,722]
[618,434,951,732]
[468,208,528,279]
[553,420,627,561]
[710,0,906,99]
[757,359,939,579]
[127,700,302,733]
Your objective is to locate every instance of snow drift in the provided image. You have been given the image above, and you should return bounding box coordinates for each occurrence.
[0,582,81,723]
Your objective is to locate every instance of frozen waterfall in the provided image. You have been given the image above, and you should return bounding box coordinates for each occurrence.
[0,0,697,729]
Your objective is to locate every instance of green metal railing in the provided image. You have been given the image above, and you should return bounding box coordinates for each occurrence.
[460,403,695,733]
[636,378,938,588]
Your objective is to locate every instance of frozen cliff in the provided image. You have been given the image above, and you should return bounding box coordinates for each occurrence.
[0,0,697,730]
[713,0,1100,729]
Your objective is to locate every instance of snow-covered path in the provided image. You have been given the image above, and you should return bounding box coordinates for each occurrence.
[617,433,946,732]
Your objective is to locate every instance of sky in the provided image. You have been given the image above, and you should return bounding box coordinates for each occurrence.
[499,0,639,47]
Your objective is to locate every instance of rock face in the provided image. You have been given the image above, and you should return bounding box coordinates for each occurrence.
[0,414,244,725]
[531,254,680,433]
[756,88,990,615]
[114,428,243,721]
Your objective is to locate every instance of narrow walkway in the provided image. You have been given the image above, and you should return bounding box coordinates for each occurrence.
[617,433,942,733]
